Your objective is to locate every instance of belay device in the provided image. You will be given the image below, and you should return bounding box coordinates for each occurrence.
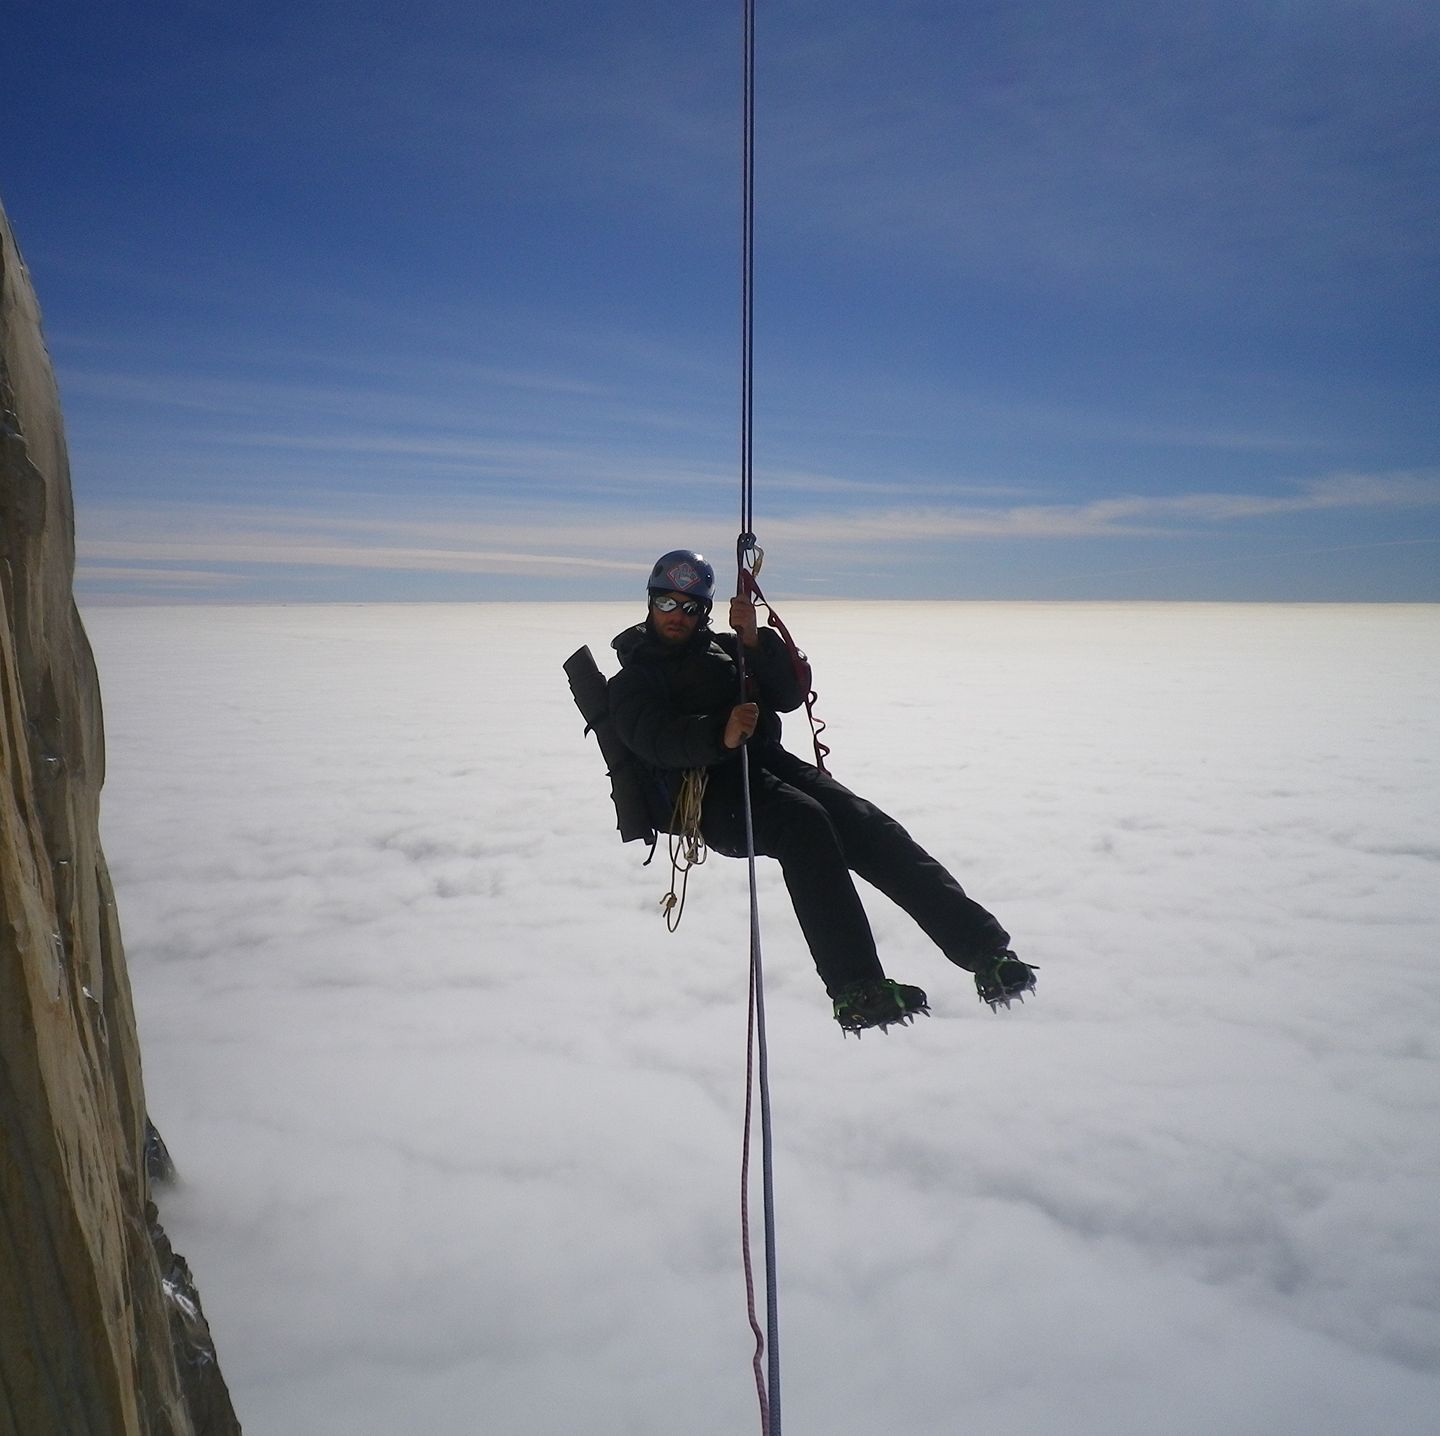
[563,645,665,850]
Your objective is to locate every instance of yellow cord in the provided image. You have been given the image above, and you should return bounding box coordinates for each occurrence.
[661,768,709,931]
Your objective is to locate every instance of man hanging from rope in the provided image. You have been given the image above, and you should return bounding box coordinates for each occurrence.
[607,548,1036,1034]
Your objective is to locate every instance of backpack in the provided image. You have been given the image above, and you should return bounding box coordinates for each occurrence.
[563,645,672,851]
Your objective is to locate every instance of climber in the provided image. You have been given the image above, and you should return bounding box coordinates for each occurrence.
[606,548,1036,1034]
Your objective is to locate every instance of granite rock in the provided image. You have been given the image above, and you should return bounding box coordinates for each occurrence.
[1,196,240,1436]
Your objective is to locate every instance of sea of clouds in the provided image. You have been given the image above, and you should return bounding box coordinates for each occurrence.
[87,601,1439,1436]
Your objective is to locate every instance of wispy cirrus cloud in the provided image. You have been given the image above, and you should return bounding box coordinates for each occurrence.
[17,2,1437,608]
[73,468,1440,602]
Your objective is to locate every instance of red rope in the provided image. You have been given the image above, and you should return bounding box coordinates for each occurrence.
[737,568,831,774]
[740,953,771,1433]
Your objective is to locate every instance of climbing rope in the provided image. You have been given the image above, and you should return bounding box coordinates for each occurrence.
[735,3,782,1434]
[661,768,708,931]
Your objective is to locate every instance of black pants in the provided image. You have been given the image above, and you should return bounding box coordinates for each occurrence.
[700,744,1009,997]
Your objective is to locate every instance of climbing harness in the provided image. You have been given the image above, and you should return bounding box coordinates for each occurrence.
[660,768,709,931]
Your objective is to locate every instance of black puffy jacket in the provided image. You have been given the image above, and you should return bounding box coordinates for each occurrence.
[608,619,808,774]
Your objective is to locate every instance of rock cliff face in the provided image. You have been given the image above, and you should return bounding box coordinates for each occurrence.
[1,199,239,1435]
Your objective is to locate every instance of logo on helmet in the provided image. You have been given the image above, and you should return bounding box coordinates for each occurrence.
[664,561,700,592]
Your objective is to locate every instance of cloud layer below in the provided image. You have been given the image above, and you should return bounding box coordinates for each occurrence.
[90,600,1440,1435]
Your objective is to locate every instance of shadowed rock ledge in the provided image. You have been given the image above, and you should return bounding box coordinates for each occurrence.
[1,198,240,1434]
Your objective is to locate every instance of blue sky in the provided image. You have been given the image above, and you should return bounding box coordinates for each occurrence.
[4,0,1438,602]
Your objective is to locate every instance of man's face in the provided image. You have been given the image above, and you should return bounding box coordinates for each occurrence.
[650,591,704,646]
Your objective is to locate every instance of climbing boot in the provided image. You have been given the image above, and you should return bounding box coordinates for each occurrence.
[832,979,929,1036]
[973,949,1037,1010]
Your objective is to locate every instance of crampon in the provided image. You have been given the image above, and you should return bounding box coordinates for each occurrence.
[832,979,930,1037]
[974,950,1038,1011]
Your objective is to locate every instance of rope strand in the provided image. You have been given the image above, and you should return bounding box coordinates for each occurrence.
[740,0,756,541]
[661,769,708,931]
[737,3,781,1433]
[739,795,770,1427]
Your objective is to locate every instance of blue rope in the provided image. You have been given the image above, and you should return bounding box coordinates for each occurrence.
[737,3,780,1429]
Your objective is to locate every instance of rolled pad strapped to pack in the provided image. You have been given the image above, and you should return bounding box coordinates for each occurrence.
[564,645,664,846]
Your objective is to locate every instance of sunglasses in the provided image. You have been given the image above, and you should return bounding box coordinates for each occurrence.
[650,595,705,616]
